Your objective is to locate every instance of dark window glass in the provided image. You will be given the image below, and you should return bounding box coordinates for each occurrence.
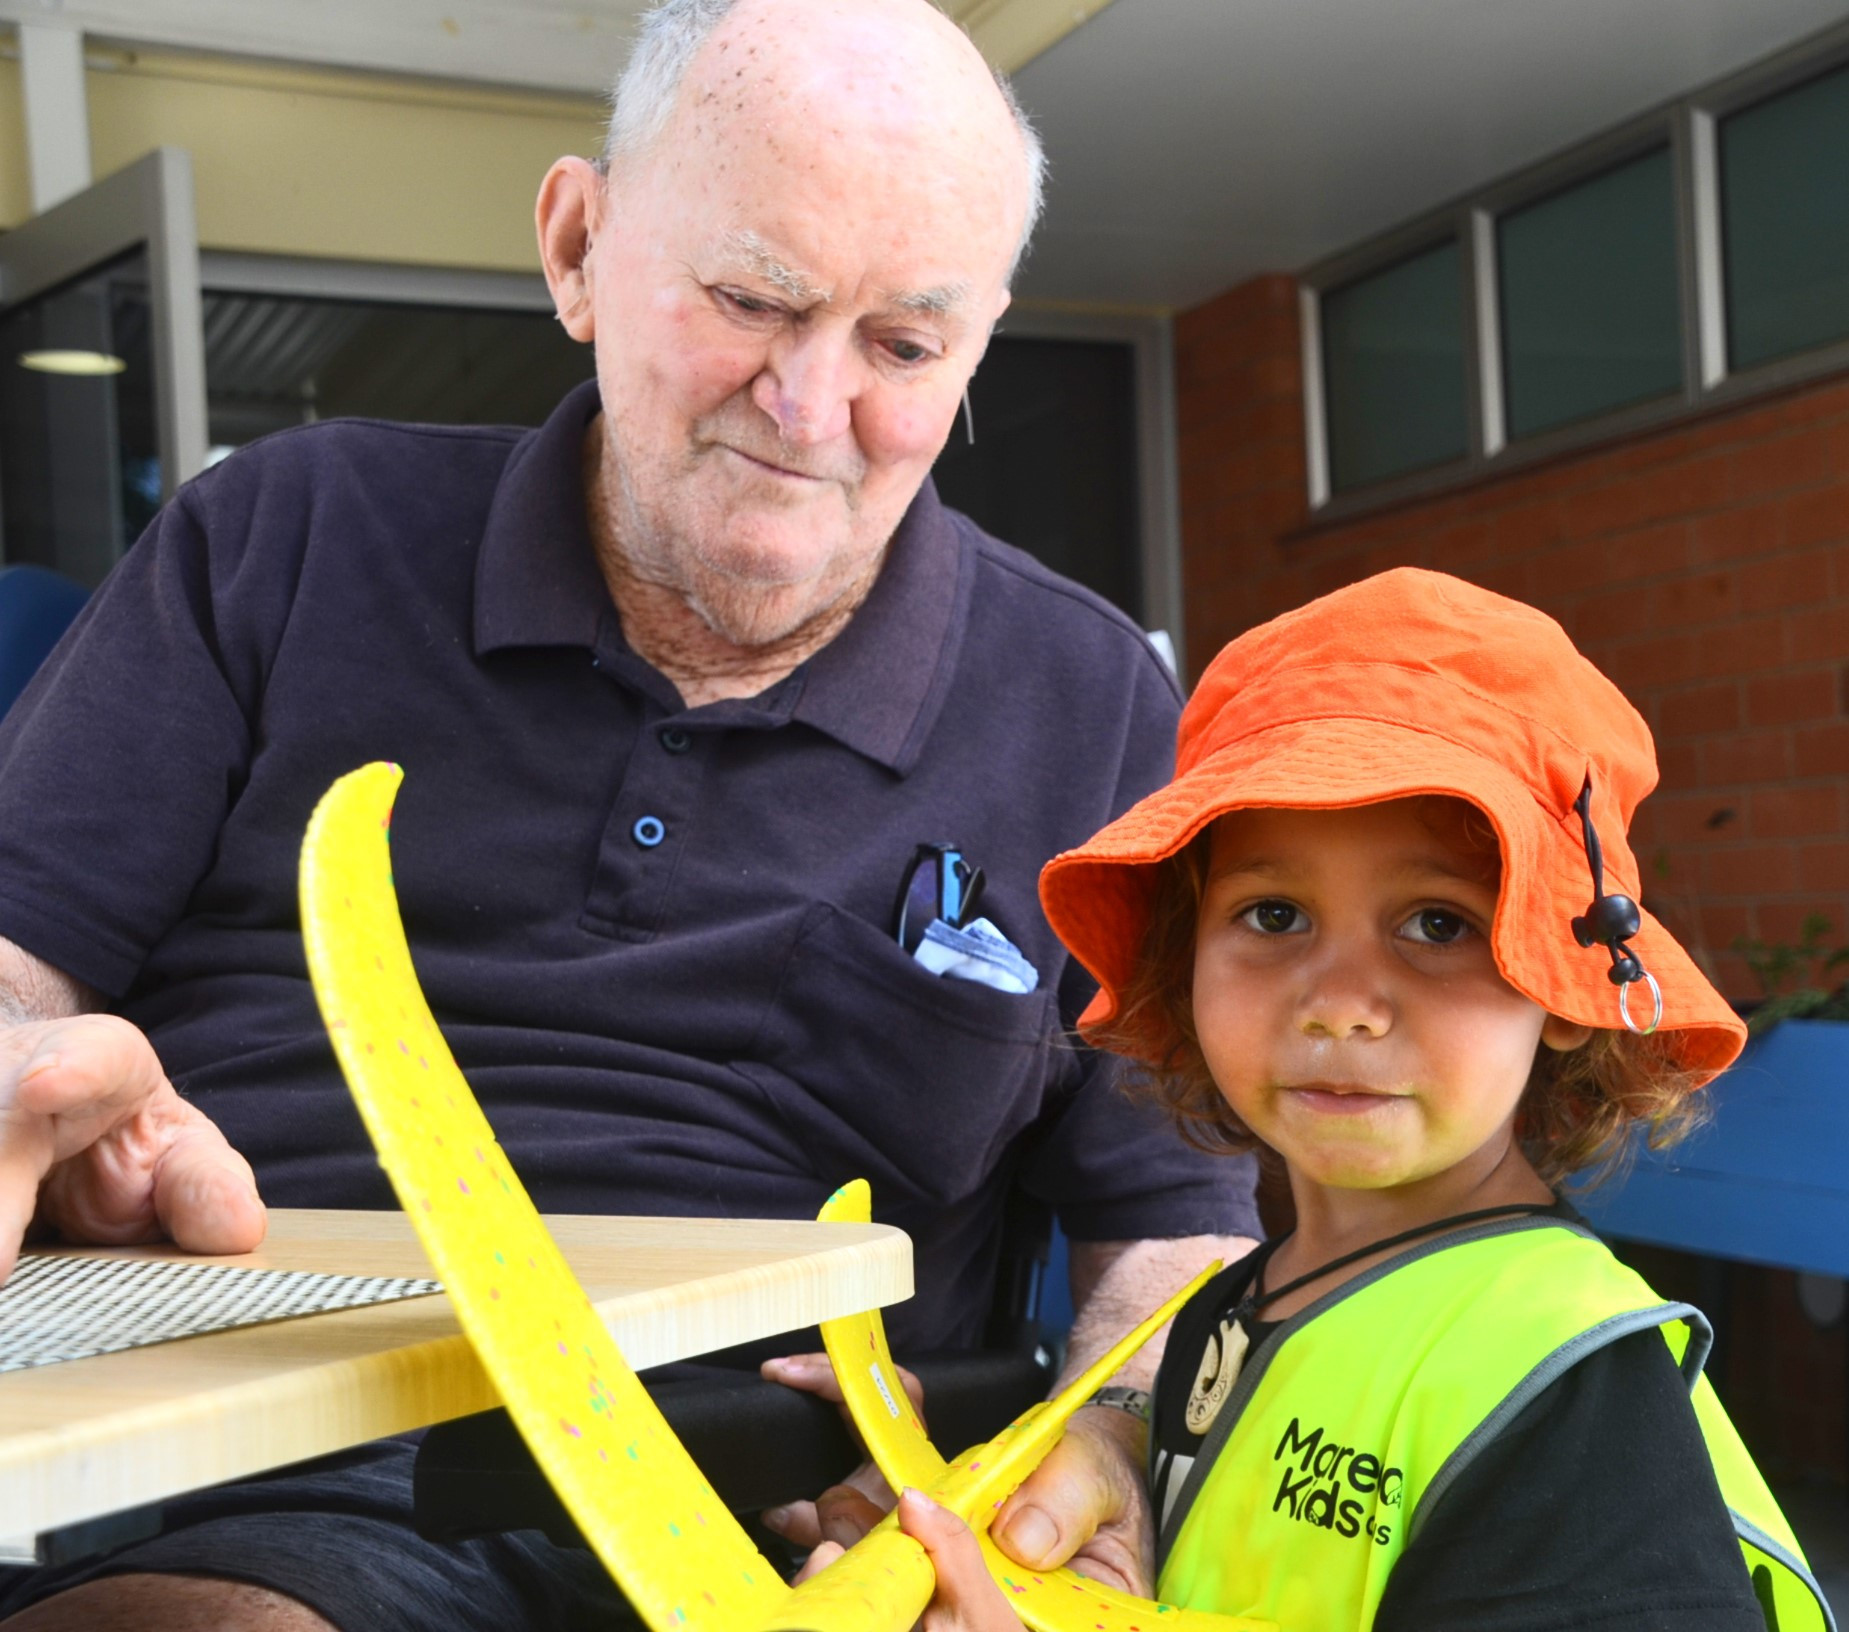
[1321,241,1468,494]
[201,292,596,449]
[1498,147,1682,441]
[931,337,1142,620]
[1721,63,1849,372]
[0,251,158,587]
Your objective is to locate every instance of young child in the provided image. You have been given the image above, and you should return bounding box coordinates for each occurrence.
[900,568,1830,1632]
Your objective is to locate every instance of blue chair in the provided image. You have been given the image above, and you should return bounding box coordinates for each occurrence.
[0,566,89,718]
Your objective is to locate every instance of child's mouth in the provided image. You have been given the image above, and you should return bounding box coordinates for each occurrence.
[1286,1083,1405,1116]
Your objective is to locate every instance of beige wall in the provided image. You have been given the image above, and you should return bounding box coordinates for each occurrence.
[3,45,607,272]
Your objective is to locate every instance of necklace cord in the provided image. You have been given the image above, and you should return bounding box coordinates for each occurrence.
[1245,1202,1553,1316]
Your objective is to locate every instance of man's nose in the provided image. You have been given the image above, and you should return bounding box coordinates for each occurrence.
[1296,944,1394,1040]
[752,327,856,446]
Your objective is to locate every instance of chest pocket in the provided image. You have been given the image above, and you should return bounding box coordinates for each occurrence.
[737,900,1061,1208]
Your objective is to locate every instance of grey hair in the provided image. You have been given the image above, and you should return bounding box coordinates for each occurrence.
[600,0,1047,279]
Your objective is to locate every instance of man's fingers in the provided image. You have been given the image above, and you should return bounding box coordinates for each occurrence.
[761,1352,926,1417]
[5,1015,171,1145]
[761,1352,847,1406]
[813,1482,889,1550]
[0,1014,265,1281]
[760,1498,823,1548]
[0,1015,175,1283]
[790,1539,845,1586]
[153,1121,266,1256]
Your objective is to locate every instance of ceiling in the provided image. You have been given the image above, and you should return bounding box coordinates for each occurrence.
[1010,0,1849,308]
[6,0,1848,311]
[0,0,1106,83]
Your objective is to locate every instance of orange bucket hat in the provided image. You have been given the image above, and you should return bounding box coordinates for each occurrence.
[1041,568,1745,1084]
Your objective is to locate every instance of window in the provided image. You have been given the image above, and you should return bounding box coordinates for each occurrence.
[201,293,596,447]
[1498,147,1683,440]
[1300,33,1849,514]
[1721,62,1849,372]
[1320,242,1468,494]
[930,336,1144,619]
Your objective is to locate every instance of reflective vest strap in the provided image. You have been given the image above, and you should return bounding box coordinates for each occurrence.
[1409,1300,1705,1544]
[1693,1374,1837,1632]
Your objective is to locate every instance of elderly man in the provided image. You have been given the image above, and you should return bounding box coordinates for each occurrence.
[0,0,1257,1627]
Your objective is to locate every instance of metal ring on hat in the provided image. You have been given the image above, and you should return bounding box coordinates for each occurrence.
[1618,971,1662,1036]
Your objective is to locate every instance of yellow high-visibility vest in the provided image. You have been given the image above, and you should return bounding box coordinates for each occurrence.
[1157,1216,1832,1632]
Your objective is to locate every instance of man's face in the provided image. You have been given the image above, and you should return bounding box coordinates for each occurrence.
[567,10,1025,647]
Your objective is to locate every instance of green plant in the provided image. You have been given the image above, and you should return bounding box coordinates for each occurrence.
[1732,913,1849,1035]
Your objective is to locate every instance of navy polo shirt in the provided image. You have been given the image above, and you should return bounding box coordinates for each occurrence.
[0,382,1257,1350]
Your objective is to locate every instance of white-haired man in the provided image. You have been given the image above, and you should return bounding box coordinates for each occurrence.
[0,2,1258,1627]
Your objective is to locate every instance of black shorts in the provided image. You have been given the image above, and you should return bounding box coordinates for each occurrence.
[0,1439,631,1632]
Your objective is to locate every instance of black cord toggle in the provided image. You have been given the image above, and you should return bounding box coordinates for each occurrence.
[1570,775,1646,986]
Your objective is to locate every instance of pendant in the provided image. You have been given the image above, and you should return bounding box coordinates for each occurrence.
[1184,1314,1248,1435]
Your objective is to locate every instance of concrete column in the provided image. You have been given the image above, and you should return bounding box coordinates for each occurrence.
[19,20,93,214]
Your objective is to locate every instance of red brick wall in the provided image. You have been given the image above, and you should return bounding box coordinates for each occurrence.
[1175,274,1849,1003]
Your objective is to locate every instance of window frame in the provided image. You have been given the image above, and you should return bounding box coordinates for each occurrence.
[1300,18,1849,520]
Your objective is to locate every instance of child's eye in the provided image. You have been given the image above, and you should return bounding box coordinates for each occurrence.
[1400,909,1474,945]
[1241,900,1308,936]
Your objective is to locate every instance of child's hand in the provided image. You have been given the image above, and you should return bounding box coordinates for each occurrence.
[897,1488,1029,1632]
[789,1488,1025,1631]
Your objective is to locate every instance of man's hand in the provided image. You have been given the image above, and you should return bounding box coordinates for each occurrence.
[0,1014,266,1282]
[757,1350,924,1548]
[990,1403,1153,1593]
[763,1353,1154,1592]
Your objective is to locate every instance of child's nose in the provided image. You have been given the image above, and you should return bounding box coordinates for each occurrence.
[1296,948,1394,1040]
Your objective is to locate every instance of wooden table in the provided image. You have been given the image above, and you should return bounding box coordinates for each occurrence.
[0,1207,910,1549]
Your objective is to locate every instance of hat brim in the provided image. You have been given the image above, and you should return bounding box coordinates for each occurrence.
[1041,717,1744,1082]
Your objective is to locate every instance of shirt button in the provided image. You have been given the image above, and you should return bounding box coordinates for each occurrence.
[632,815,666,849]
[660,728,693,754]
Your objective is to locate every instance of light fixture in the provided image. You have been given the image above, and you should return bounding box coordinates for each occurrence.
[17,349,128,376]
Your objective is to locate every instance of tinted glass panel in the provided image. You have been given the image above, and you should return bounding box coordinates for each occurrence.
[1722,64,1849,371]
[201,292,596,451]
[0,251,158,586]
[1321,241,1468,493]
[1499,147,1682,440]
[931,337,1141,619]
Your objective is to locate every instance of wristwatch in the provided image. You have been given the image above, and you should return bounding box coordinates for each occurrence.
[1083,1385,1152,1424]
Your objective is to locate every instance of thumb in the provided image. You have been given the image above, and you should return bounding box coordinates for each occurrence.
[990,1430,1122,1570]
[152,1114,266,1256]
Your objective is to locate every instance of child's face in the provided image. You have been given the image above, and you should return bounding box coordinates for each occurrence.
[1192,798,1584,1196]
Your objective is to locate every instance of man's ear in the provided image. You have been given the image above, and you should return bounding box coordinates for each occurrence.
[536,157,605,343]
[1540,1014,1596,1053]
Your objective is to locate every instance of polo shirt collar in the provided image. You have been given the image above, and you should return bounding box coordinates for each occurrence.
[474,380,609,655]
[472,379,969,775]
[785,476,968,776]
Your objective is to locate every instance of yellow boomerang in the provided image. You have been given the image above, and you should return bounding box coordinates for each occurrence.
[299,762,1273,1632]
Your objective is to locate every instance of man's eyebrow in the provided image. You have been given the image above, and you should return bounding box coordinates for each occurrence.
[886,282,971,317]
[717,229,830,303]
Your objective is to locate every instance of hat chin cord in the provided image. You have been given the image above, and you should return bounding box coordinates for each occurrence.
[1569,775,1662,1036]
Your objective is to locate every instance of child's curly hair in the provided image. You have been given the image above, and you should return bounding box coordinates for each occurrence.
[1088,814,1709,1187]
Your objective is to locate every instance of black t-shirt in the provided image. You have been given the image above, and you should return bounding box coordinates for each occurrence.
[1151,1217,1767,1632]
